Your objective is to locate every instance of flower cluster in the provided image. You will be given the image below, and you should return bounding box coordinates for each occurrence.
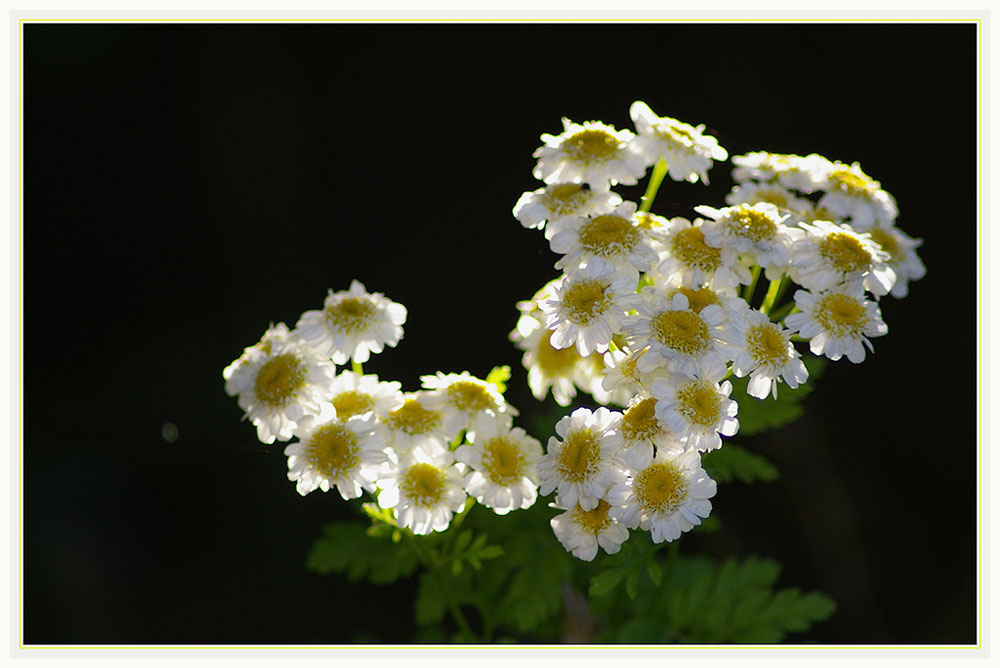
[223,281,541,535]
[511,101,925,560]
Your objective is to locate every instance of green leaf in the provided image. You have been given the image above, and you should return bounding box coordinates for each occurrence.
[701,444,780,485]
[588,539,662,599]
[306,521,419,585]
[496,532,573,633]
[485,365,512,394]
[730,356,826,436]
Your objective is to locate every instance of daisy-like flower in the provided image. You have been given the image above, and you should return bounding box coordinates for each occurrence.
[533,117,647,187]
[550,500,629,562]
[284,410,387,498]
[817,161,898,230]
[294,280,407,365]
[651,371,739,453]
[608,447,716,544]
[725,308,808,399]
[327,370,403,422]
[513,182,622,240]
[730,151,828,193]
[654,217,752,292]
[455,421,542,515]
[600,348,669,408]
[381,391,453,456]
[377,447,467,536]
[724,180,813,215]
[792,220,896,296]
[616,395,685,469]
[867,224,927,299]
[223,323,336,444]
[661,283,746,318]
[623,290,729,378]
[538,407,623,510]
[510,313,587,406]
[627,100,727,184]
[696,202,797,279]
[785,286,888,363]
[539,262,636,357]
[551,201,659,278]
[419,371,517,437]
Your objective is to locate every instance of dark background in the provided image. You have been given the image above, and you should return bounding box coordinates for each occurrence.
[23,22,978,644]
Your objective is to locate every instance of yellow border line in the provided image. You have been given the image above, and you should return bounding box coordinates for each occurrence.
[15,15,985,652]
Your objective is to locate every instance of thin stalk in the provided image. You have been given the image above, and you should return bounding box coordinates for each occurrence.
[769,302,799,323]
[351,360,364,375]
[639,157,669,213]
[743,265,762,305]
[759,276,784,315]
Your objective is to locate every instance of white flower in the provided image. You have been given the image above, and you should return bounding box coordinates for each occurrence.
[327,370,403,422]
[551,201,659,278]
[623,290,728,378]
[533,117,647,188]
[654,217,752,292]
[724,180,813,215]
[608,448,716,544]
[223,323,336,444]
[730,151,828,193]
[550,500,629,562]
[696,202,797,279]
[284,411,387,498]
[513,182,622,240]
[599,347,668,408]
[725,308,808,399]
[295,280,407,364]
[377,447,467,536]
[651,372,739,453]
[628,100,727,184]
[616,395,685,469]
[538,407,623,511]
[539,262,636,357]
[381,392,453,456]
[816,161,898,229]
[785,286,888,363]
[867,224,927,299]
[419,371,517,437]
[510,313,587,406]
[792,220,896,296]
[455,421,542,515]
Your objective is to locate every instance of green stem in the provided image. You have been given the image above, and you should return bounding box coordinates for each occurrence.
[743,265,761,305]
[351,360,364,375]
[759,276,784,315]
[430,567,476,640]
[769,302,799,323]
[450,429,466,450]
[639,157,669,213]
[450,497,476,535]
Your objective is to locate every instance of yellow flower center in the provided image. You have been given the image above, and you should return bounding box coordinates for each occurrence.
[254,353,306,407]
[752,190,789,208]
[562,279,613,325]
[536,330,581,374]
[745,323,789,366]
[564,128,620,164]
[819,232,872,273]
[670,227,721,271]
[635,211,666,231]
[622,397,662,442]
[543,183,589,216]
[670,286,721,314]
[325,297,377,334]
[481,436,525,486]
[572,499,613,535]
[653,122,696,154]
[331,390,375,420]
[635,462,688,514]
[556,428,602,483]
[401,463,446,506]
[578,214,639,257]
[650,310,711,356]
[815,293,868,337]
[387,399,440,435]
[868,227,899,261]
[447,381,496,412]
[828,166,879,196]
[306,423,360,478]
[676,380,722,427]
[726,206,778,242]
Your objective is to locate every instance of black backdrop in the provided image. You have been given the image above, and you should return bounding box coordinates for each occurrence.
[23,22,977,644]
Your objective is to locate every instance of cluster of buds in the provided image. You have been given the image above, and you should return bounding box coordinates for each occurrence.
[510,101,925,560]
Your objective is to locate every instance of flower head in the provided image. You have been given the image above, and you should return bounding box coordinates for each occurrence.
[792,220,896,296]
[513,182,622,240]
[651,371,739,453]
[533,118,647,188]
[456,421,542,515]
[725,308,808,399]
[550,500,629,561]
[550,201,659,279]
[539,262,636,357]
[628,101,727,184]
[785,286,888,363]
[284,411,387,498]
[377,447,467,535]
[538,407,623,510]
